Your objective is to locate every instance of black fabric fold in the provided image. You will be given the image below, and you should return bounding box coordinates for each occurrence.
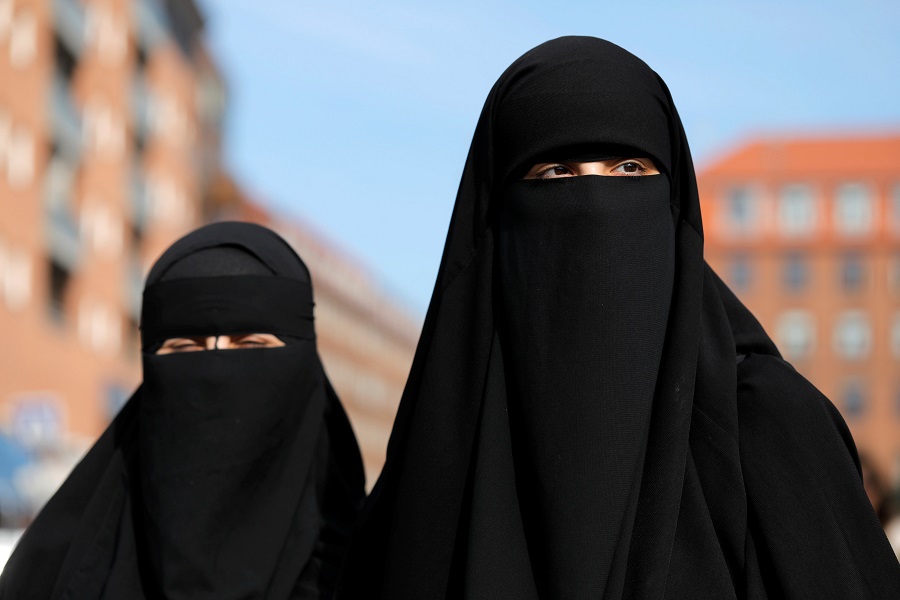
[141,276,315,348]
[337,36,899,599]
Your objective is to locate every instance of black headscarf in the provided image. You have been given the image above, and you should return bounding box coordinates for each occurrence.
[337,37,900,599]
[0,222,365,600]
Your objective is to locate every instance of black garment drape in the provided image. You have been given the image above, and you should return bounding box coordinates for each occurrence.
[337,37,899,599]
[0,222,365,599]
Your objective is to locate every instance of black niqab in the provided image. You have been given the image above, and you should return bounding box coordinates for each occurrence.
[496,175,674,595]
[337,37,899,599]
[0,222,365,600]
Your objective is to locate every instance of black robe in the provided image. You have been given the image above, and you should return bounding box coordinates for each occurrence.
[337,37,900,599]
[0,222,366,599]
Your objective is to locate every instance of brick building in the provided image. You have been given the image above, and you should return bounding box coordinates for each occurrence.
[0,0,221,454]
[698,134,900,482]
[0,0,418,520]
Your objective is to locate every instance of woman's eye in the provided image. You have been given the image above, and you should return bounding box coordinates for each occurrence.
[230,334,284,349]
[173,343,203,351]
[610,161,647,175]
[159,338,206,353]
[536,164,575,179]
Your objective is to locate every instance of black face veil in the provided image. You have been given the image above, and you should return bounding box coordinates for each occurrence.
[496,173,674,594]
[0,222,365,600]
[337,37,899,599]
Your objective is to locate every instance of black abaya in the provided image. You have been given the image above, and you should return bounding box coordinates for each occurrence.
[0,222,365,599]
[337,37,899,599]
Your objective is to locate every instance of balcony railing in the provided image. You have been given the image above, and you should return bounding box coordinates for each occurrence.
[44,158,81,271]
[45,208,81,272]
[131,76,152,144]
[133,0,168,51]
[128,168,150,230]
[124,258,144,320]
[49,71,82,162]
[53,0,85,56]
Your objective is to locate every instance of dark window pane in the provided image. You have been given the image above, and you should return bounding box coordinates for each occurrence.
[782,252,808,292]
[730,254,752,291]
[840,252,865,292]
[47,259,70,324]
[724,186,757,235]
[105,383,130,419]
[843,380,866,418]
[53,34,77,82]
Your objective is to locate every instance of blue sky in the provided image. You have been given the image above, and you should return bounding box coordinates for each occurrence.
[201,1,900,315]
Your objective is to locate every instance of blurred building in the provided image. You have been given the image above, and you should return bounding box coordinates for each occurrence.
[0,0,223,520]
[0,0,418,522]
[698,134,900,483]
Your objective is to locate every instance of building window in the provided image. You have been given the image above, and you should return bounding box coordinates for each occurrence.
[729,253,752,292]
[197,71,226,128]
[841,379,866,419]
[891,313,900,359]
[833,310,871,360]
[776,310,815,360]
[105,383,130,419]
[129,216,145,253]
[839,252,866,292]
[782,252,809,292]
[723,186,758,236]
[47,260,71,324]
[834,182,874,237]
[54,33,78,82]
[778,183,816,236]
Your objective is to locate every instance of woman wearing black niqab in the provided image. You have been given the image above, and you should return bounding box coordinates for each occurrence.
[337,37,900,599]
[0,222,365,599]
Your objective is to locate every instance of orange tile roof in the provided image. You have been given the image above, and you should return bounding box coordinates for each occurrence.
[701,133,900,179]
